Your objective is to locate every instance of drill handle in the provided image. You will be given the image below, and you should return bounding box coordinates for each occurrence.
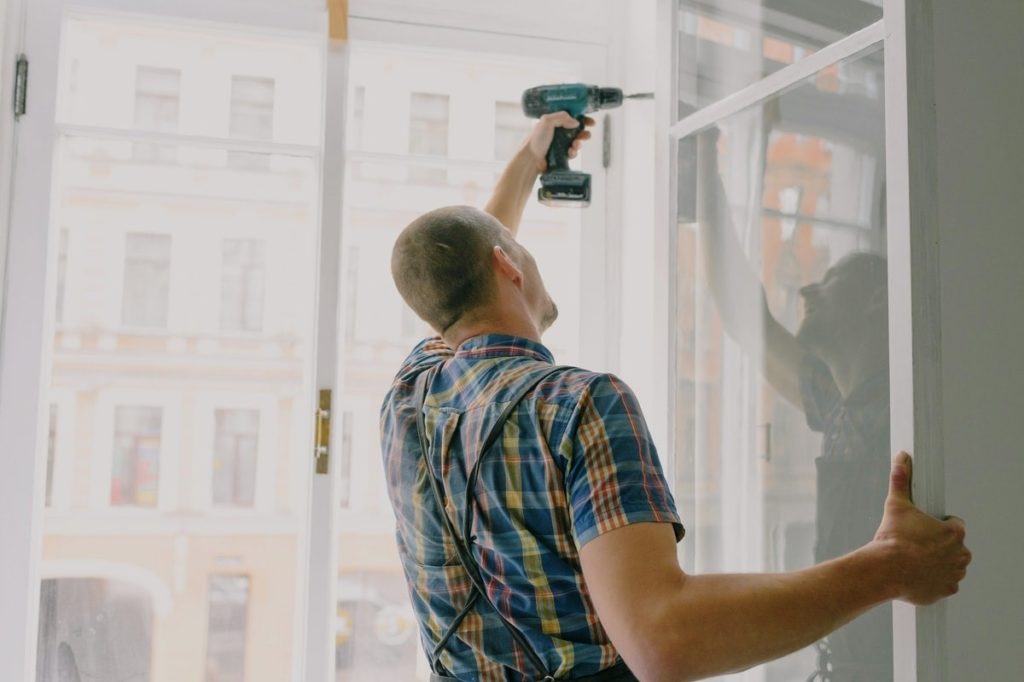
[545,115,586,173]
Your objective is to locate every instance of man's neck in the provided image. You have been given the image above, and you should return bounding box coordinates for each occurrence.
[444,317,542,350]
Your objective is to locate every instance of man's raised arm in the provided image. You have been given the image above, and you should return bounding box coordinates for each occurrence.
[484,112,593,238]
[580,452,970,682]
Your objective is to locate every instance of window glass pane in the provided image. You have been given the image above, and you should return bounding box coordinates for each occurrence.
[45,405,58,507]
[133,66,181,162]
[122,233,171,328]
[494,101,530,161]
[229,76,275,170]
[676,0,883,114]
[337,45,582,681]
[675,46,887,681]
[220,239,266,332]
[55,229,69,324]
[212,409,260,507]
[205,575,250,682]
[409,92,450,184]
[111,406,162,507]
[337,411,353,509]
[40,16,323,682]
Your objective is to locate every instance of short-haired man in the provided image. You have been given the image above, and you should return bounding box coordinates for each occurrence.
[381,113,970,681]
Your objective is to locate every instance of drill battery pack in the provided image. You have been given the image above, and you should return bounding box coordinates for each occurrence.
[538,170,592,207]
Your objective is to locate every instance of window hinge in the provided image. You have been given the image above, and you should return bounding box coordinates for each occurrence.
[14,55,28,119]
[314,389,331,475]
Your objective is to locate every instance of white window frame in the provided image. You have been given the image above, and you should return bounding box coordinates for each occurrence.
[656,0,945,679]
[1,4,618,682]
[0,2,334,681]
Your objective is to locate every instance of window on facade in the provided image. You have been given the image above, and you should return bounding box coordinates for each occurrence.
[121,233,171,329]
[351,86,366,151]
[55,229,69,325]
[408,92,449,184]
[45,405,58,508]
[220,239,265,333]
[205,575,250,682]
[133,66,181,162]
[228,75,275,170]
[212,409,260,507]
[342,246,359,343]
[399,304,421,340]
[111,406,162,507]
[494,101,530,162]
[337,411,353,509]
[35,578,154,682]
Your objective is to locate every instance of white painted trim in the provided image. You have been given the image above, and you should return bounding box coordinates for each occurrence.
[654,0,678,484]
[301,39,346,682]
[0,0,27,335]
[883,0,944,679]
[347,149,506,171]
[348,0,612,47]
[348,16,606,71]
[64,0,325,34]
[57,123,321,158]
[668,20,886,140]
[0,0,62,677]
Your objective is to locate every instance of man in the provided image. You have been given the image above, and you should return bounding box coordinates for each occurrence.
[696,127,894,681]
[381,113,970,682]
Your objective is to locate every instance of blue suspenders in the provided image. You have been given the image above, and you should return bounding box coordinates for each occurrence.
[413,364,564,682]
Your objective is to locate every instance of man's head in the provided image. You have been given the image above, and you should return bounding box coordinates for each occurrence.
[391,205,558,342]
[796,252,888,362]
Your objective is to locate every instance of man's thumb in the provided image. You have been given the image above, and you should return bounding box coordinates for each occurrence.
[888,451,914,502]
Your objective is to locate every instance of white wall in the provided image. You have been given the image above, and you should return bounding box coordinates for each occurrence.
[929,1,1024,678]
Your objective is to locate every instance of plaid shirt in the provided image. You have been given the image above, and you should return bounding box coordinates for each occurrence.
[380,334,683,681]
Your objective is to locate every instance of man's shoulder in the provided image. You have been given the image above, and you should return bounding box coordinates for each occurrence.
[533,367,642,415]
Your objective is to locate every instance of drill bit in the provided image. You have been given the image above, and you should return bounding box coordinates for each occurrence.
[624,92,655,99]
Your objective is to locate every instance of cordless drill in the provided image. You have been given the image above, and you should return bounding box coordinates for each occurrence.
[521,84,624,207]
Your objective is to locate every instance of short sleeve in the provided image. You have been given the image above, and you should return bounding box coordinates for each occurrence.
[800,353,841,432]
[565,374,684,549]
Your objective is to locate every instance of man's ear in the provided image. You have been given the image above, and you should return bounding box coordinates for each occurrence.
[492,245,524,286]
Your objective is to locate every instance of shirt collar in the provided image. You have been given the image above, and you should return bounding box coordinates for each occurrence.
[454,334,555,364]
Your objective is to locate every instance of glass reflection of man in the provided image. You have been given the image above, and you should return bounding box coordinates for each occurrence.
[696,128,893,682]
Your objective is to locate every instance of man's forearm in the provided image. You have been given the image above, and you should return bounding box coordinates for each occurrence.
[484,143,540,239]
[651,545,895,681]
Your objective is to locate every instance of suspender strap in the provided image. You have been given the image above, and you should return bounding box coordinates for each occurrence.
[413,364,563,681]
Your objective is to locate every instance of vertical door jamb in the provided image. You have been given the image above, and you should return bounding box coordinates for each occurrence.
[883,0,946,679]
[0,0,62,678]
